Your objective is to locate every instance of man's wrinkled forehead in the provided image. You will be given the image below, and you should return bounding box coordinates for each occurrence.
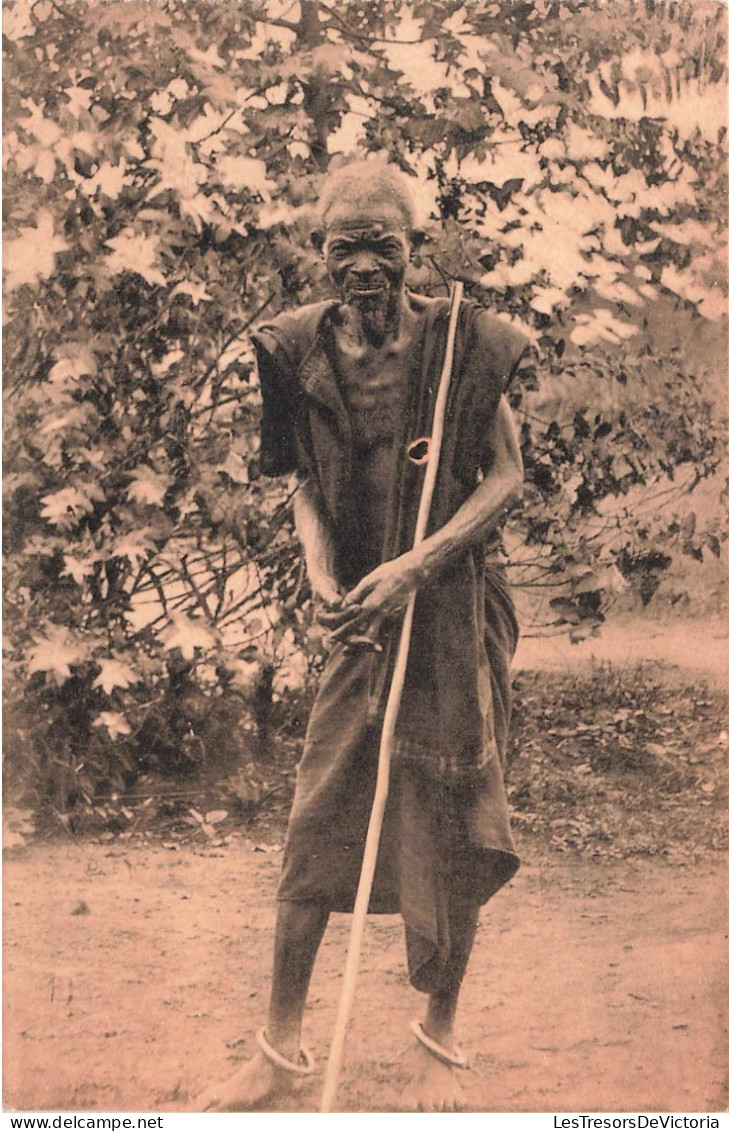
[321,193,411,236]
[323,216,409,241]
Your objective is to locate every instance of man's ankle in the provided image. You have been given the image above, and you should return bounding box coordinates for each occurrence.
[422,1014,455,1048]
[263,1025,301,1063]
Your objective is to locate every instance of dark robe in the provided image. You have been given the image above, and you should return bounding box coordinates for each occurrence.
[251,294,527,992]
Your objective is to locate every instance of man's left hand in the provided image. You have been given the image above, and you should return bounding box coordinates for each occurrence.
[326,556,423,644]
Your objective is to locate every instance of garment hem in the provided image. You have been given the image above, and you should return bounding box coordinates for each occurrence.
[275,847,521,916]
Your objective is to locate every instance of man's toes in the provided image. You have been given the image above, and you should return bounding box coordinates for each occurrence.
[416,1075,464,1112]
[192,1052,285,1113]
[400,1039,467,1112]
[193,1087,221,1113]
[406,1083,464,1113]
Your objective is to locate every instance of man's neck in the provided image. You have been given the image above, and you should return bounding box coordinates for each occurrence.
[338,291,418,359]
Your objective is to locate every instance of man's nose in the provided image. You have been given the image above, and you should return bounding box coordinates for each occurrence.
[351,253,380,276]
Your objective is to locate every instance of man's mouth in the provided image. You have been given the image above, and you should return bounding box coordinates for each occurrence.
[347,285,386,297]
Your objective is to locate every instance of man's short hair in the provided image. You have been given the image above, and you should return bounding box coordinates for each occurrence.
[317,159,418,230]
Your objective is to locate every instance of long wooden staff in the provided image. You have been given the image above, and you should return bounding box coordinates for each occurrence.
[320,281,465,1113]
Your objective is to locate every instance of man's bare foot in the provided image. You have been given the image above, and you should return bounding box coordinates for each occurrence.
[194,1049,296,1112]
[400,1041,466,1112]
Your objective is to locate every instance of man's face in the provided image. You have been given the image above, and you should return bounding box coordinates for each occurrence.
[320,199,412,342]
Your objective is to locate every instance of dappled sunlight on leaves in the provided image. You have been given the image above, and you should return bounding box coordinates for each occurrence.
[94,711,133,741]
[2,0,726,819]
[161,614,219,661]
[40,485,104,529]
[104,231,168,288]
[126,467,175,508]
[27,626,87,685]
[92,659,141,695]
[4,212,68,290]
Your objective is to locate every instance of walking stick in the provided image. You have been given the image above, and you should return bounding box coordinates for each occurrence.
[320,281,465,1113]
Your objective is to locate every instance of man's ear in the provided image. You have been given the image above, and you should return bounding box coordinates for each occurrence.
[409,228,425,255]
[311,229,325,253]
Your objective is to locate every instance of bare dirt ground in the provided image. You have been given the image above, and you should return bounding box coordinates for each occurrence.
[3,615,728,1114]
[513,613,729,690]
[3,840,727,1114]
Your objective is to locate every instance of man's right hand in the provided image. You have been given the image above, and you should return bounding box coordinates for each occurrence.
[313,578,383,652]
[311,575,363,635]
[311,574,343,616]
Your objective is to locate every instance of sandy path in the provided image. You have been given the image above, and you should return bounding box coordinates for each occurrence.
[514,616,728,689]
[3,837,727,1113]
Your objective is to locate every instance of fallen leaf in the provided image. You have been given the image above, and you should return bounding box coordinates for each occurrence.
[204,809,228,825]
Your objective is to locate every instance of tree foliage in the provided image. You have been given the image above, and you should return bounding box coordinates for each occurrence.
[3,0,727,810]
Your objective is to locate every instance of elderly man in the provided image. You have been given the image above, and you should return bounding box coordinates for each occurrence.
[199,160,527,1112]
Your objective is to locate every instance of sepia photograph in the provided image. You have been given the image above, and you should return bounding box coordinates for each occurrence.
[3,0,727,1117]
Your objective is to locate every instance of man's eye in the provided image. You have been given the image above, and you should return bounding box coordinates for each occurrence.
[328,244,352,260]
[378,241,403,257]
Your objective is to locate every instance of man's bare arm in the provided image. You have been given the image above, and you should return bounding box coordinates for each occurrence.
[331,397,522,635]
[292,476,342,609]
[413,394,523,580]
